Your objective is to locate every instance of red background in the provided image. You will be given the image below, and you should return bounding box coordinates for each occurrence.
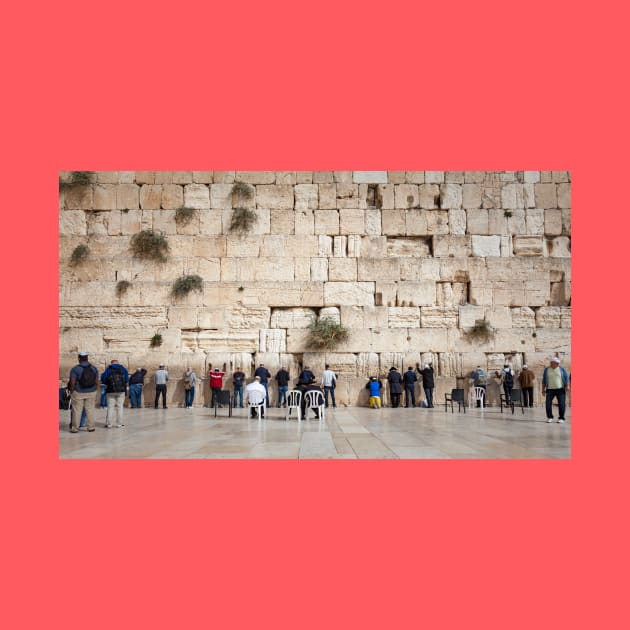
[1,1,627,627]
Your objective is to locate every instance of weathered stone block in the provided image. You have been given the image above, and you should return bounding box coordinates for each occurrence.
[550,281,571,306]
[270,307,317,329]
[501,183,525,209]
[347,235,361,257]
[420,307,458,328]
[445,172,465,184]
[512,236,544,256]
[255,185,294,209]
[259,329,287,352]
[254,259,294,281]
[388,307,420,327]
[544,209,563,235]
[525,208,544,235]
[467,209,489,235]
[419,184,440,209]
[294,258,311,281]
[294,209,314,235]
[275,172,297,186]
[464,171,485,183]
[294,184,319,210]
[404,209,428,235]
[162,185,184,210]
[270,208,295,234]
[406,328,449,352]
[547,236,571,258]
[353,171,388,184]
[471,235,501,257]
[199,209,223,236]
[557,183,571,209]
[440,184,462,209]
[433,235,471,258]
[59,210,87,236]
[171,172,193,184]
[358,258,400,282]
[334,171,353,183]
[425,171,444,184]
[310,258,328,282]
[210,184,232,209]
[511,306,536,327]
[317,183,336,210]
[184,184,210,209]
[395,184,419,209]
[324,282,375,306]
[459,305,485,328]
[313,171,334,184]
[226,236,260,257]
[552,171,570,183]
[381,210,406,235]
[329,258,358,281]
[376,184,395,210]
[235,172,275,185]
[405,172,425,184]
[535,183,558,208]
[448,208,467,235]
[284,235,318,258]
[296,172,313,184]
[336,183,360,209]
[64,185,93,210]
[462,184,482,209]
[523,171,540,183]
[314,210,340,235]
[386,237,431,258]
[116,184,140,210]
[468,282,493,306]
[339,209,365,235]
[397,281,436,306]
[333,236,347,257]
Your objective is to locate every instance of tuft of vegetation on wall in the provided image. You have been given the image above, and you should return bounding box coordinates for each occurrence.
[130,229,170,263]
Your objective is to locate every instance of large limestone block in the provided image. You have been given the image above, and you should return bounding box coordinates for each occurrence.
[120,209,143,234]
[550,281,571,306]
[64,184,93,210]
[467,209,489,235]
[419,184,440,209]
[492,283,526,307]
[296,172,313,184]
[59,210,87,236]
[387,237,431,257]
[153,172,174,184]
[395,184,419,209]
[59,306,168,329]
[150,210,177,235]
[275,172,297,185]
[544,209,563,235]
[436,282,467,306]
[319,306,341,324]
[329,258,357,281]
[524,171,540,183]
[405,172,425,184]
[459,305,485,328]
[363,306,389,328]
[270,208,296,234]
[191,330,259,352]
[445,172,464,184]
[210,184,232,209]
[511,306,536,328]
[197,306,227,329]
[464,171,486,183]
[512,236,544,256]
[162,185,184,210]
[311,258,328,281]
[340,305,364,329]
[339,209,365,235]
[397,281,436,306]
[334,171,353,184]
[471,235,501,257]
[525,208,544,235]
[557,183,571,209]
[376,184,395,210]
[381,209,406,235]
[425,210,449,235]
[194,257,221,282]
[433,235,471,258]
[420,306,458,328]
[199,209,223,236]
[252,282,324,307]
[59,329,106,356]
[462,184,482,209]
[353,171,388,184]
[440,184,462,209]
[388,307,420,328]
[356,352,380,377]
[425,171,444,184]
[484,306,512,329]
[286,328,311,353]
[406,328,449,352]
[404,209,428,235]
[449,208,467,235]
[192,236,226,259]
[294,184,319,210]
[256,185,294,210]
[486,257,536,281]
[536,306,571,328]
[184,184,210,209]
[226,305,271,330]
[547,236,571,258]
[259,329,287,353]
[270,307,317,329]
[235,171,275,185]
[358,258,400,282]
[313,171,334,184]
[324,282,375,306]
[347,235,361,257]
[487,209,507,235]
[139,185,162,210]
[285,235,318,258]
[314,210,340,235]
[168,305,201,329]
[93,184,117,210]
[335,183,360,209]
[468,282,493,306]
[360,236,387,258]
[535,183,558,208]
[172,172,193,184]
[192,171,213,184]
[533,328,571,354]
[318,183,336,210]
[226,236,260,257]
[364,208,382,235]
[333,236,347,257]
[254,258,295,281]
[501,183,525,209]
[259,235,286,257]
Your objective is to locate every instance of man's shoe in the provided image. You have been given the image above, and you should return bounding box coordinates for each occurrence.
[546,419,553,423]
[87,428,95,432]
[116,424,124,427]
[106,424,112,428]
[70,428,79,433]
[558,419,565,424]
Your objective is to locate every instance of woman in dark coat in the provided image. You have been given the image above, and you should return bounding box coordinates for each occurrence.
[387,367,403,408]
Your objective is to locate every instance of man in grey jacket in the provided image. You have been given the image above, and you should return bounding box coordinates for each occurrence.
[154,364,169,409]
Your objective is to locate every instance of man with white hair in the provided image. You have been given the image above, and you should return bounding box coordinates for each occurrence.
[542,357,571,423]
[246,376,266,418]
[518,364,536,408]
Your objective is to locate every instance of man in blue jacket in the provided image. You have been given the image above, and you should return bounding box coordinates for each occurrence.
[101,359,129,428]
[542,357,570,423]
[402,366,417,407]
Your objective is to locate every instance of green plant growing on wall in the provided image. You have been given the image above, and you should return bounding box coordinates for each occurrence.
[59,171,95,190]
[504,210,513,217]
[229,207,257,234]
[307,316,350,351]
[150,333,163,348]
[171,274,204,298]
[116,280,131,297]
[130,229,170,263]
[175,207,197,226]
[464,319,495,343]
[70,244,90,266]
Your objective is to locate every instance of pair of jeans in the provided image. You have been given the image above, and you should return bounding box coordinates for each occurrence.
[100,384,107,408]
[324,386,336,408]
[424,387,434,408]
[545,388,566,419]
[155,384,167,408]
[233,386,244,407]
[404,384,416,407]
[503,384,513,404]
[129,383,143,407]
[277,385,288,407]
[184,386,195,408]
[522,387,534,407]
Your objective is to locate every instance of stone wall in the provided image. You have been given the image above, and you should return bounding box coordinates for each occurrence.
[59,170,571,406]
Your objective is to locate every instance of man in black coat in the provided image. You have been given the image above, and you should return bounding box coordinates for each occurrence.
[402,366,417,407]
[387,367,403,408]
[416,362,435,408]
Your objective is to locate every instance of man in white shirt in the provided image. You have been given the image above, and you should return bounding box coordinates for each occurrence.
[321,364,337,408]
[246,376,266,418]
[154,364,169,409]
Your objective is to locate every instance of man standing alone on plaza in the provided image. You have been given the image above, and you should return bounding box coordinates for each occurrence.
[518,364,536,408]
[68,351,98,433]
[542,357,570,423]
[321,364,337,409]
[154,364,169,409]
[101,359,129,428]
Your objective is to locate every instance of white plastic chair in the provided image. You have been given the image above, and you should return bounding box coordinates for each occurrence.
[469,386,486,409]
[286,390,302,422]
[247,390,265,421]
[304,390,325,422]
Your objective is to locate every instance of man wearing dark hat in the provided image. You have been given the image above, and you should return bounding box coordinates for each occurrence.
[67,351,98,433]
[387,366,403,408]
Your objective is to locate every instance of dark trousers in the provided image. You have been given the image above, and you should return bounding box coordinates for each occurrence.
[404,385,416,407]
[425,387,434,408]
[155,384,167,408]
[522,386,534,407]
[324,386,336,408]
[211,387,222,407]
[545,389,566,420]
[391,393,401,408]
[503,384,513,404]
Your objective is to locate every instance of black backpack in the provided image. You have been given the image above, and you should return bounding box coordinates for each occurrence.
[106,369,126,393]
[78,364,97,389]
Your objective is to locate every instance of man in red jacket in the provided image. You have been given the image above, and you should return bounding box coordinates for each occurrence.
[209,365,226,408]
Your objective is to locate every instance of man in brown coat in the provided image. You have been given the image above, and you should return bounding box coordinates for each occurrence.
[518,364,536,407]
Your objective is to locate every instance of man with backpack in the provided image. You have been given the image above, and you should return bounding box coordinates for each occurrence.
[500,363,515,405]
[101,359,129,428]
[67,351,99,433]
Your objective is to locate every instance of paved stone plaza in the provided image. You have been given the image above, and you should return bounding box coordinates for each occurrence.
[58,404,571,459]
